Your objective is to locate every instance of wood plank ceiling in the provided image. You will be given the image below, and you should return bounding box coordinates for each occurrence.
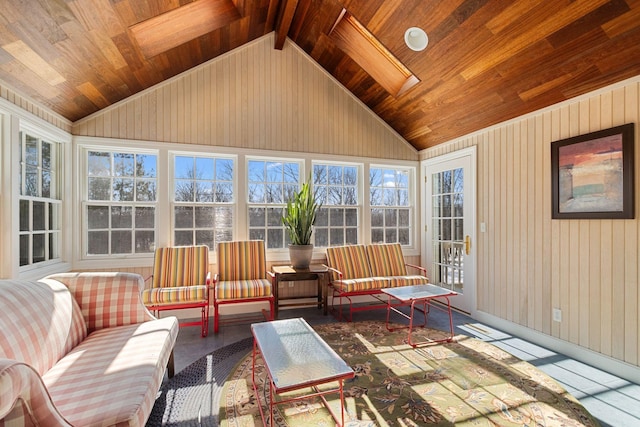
[0,0,639,150]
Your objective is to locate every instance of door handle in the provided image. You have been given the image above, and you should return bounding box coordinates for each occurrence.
[464,235,471,255]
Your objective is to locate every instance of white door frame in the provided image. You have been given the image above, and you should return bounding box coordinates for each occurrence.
[421,145,477,316]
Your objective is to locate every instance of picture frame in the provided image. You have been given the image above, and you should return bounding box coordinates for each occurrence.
[551,123,635,219]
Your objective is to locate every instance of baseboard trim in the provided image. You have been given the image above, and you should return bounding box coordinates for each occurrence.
[474,311,640,384]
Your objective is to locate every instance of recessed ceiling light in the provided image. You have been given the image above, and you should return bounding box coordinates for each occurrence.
[404,27,428,52]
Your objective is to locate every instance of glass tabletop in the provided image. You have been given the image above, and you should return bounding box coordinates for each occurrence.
[381,284,457,302]
[251,318,353,391]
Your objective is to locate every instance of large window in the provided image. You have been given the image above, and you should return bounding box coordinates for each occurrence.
[370,167,411,245]
[173,155,234,249]
[85,150,157,256]
[247,159,300,249]
[19,132,61,266]
[313,163,359,247]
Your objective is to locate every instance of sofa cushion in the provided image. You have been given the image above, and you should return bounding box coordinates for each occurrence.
[45,273,153,333]
[326,245,372,280]
[0,280,87,377]
[141,285,209,305]
[331,277,389,293]
[216,279,272,299]
[366,243,408,277]
[42,316,178,427]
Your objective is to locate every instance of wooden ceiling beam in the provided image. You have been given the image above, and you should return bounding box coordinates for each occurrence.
[130,0,241,58]
[274,0,299,50]
[328,9,419,98]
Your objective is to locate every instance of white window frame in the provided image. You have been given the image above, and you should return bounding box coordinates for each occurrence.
[369,165,414,247]
[80,146,159,260]
[246,156,304,251]
[311,161,362,248]
[0,98,71,280]
[170,152,236,250]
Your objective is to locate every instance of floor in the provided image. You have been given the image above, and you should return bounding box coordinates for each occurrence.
[170,305,640,427]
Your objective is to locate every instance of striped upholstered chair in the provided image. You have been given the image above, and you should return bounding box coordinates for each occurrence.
[141,245,211,337]
[213,240,275,333]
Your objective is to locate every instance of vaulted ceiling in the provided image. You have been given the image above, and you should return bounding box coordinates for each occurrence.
[1,0,639,150]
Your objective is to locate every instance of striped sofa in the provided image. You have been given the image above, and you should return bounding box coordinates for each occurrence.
[0,272,178,427]
[325,243,429,321]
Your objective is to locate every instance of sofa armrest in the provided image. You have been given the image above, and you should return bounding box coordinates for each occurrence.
[405,263,428,278]
[42,272,155,333]
[0,359,71,426]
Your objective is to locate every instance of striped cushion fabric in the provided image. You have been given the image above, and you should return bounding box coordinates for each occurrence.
[44,272,153,333]
[332,277,390,293]
[42,317,178,427]
[217,240,266,281]
[366,243,408,277]
[0,279,87,377]
[216,279,273,300]
[152,245,209,288]
[0,360,71,426]
[326,245,372,280]
[386,275,429,288]
[142,285,209,305]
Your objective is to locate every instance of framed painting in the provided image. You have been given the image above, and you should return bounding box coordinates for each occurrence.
[551,123,635,219]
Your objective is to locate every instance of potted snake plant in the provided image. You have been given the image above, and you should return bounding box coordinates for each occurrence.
[282,176,321,269]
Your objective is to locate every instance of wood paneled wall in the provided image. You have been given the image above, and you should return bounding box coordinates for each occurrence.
[420,76,640,368]
[0,82,71,133]
[72,33,417,161]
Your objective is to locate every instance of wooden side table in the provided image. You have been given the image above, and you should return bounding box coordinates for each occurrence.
[271,264,329,318]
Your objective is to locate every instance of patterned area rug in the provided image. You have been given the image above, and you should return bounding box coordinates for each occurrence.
[220,320,599,426]
[147,338,254,426]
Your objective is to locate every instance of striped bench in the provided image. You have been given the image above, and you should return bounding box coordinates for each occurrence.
[325,243,430,321]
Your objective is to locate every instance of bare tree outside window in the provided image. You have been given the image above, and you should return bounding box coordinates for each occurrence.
[370,167,411,245]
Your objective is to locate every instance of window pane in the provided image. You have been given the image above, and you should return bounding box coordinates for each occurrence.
[249,229,265,241]
[371,228,384,244]
[135,230,154,253]
[215,183,233,202]
[19,235,29,266]
[345,208,357,227]
[266,183,282,203]
[175,230,193,246]
[25,166,38,197]
[88,206,109,229]
[42,170,51,198]
[195,157,214,180]
[175,156,194,179]
[385,229,397,243]
[136,179,156,201]
[267,208,283,226]
[266,161,283,182]
[284,163,299,182]
[195,206,214,228]
[216,159,233,180]
[267,229,283,249]
[136,154,157,178]
[385,209,397,227]
[248,160,265,182]
[248,183,265,203]
[249,207,265,227]
[371,208,383,227]
[88,231,109,254]
[399,228,410,245]
[114,153,134,176]
[175,206,193,228]
[330,228,344,246]
[88,177,111,200]
[111,206,132,228]
[195,182,213,202]
[344,167,357,185]
[136,207,155,228]
[25,136,38,165]
[113,178,134,201]
[315,208,328,226]
[111,230,131,254]
[88,151,111,176]
[32,234,45,263]
[31,202,46,231]
[330,208,344,226]
[215,229,233,244]
[215,207,233,228]
[20,200,29,231]
[314,228,328,247]
[175,180,194,202]
[195,230,214,248]
[346,228,358,244]
[398,209,410,227]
